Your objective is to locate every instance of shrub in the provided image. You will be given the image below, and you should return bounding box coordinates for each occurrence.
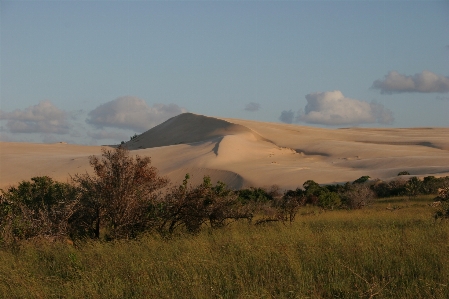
[71,146,169,240]
[353,176,370,184]
[434,187,449,220]
[341,183,375,209]
[0,176,78,245]
[405,177,423,200]
[153,175,252,235]
[237,187,273,203]
[436,187,449,202]
[371,178,407,198]
[318,190,341,210]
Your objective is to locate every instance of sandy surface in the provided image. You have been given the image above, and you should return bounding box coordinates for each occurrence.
[1,113,449,190]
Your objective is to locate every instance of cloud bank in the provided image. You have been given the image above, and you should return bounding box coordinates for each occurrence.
[0,100,70,134]
[86,96,187,132]
[372,71,449,94]
[244,102,261,112]
[280,91,394,126]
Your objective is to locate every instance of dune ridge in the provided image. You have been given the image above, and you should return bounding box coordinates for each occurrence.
[1,113,449,190]
[124,113,269,150]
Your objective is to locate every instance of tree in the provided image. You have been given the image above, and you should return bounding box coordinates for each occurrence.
[303,180,322,205]
[397,171,410,176]
[71,146,169,239]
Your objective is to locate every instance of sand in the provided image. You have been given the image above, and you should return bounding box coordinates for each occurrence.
[1,113,449,190]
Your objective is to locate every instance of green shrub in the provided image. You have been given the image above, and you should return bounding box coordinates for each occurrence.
[153,175,253,235]
[0,177,78,245]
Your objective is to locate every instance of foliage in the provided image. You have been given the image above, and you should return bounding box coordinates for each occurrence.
[434,187,449,220]
[353,175,371,184]
[303,180,341,209]
[397,171,410,176]
[2,197,449,298]
[341,183,376,209]
[371,178,407,198]
[153,175,253,235]
[405,177,423,200]
[2,144,449,246]
[318,190,341,210]
[0,177,78,245]
[237,187,273,203]
[71,146,169,240]
[421,176,441,194]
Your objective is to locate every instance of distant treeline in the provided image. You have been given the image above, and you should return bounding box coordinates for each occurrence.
[1,147,448,246]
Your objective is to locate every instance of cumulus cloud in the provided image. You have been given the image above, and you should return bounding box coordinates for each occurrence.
[279,91,393,126]
[279,110,295,124]
[298,91,393,125]
[372,70,449,94]
[86,96,187,132]
[244,102,261,112]
[0,100,70,134]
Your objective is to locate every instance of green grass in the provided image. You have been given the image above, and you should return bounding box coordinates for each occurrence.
[1,196,448,298]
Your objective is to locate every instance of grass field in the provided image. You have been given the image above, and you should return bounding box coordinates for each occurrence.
[1,195,448,298]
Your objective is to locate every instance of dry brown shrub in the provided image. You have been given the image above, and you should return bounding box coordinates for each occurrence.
[71,146,169,240]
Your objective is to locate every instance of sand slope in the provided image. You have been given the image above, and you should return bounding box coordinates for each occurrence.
[1,113,449,190]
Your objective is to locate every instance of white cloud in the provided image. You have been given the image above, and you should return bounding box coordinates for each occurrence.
[86,96,187,132]
[293,90,394,126]
[244,102,261,112]
[0,100,70,134]
[372,70,449,94]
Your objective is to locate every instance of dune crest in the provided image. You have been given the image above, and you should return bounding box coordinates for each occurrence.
[1,113,449,190]
[124,113,268,150]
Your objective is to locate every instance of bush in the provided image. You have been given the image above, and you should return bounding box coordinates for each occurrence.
[318,190,341,210]
[71,146,169,240]
[237,187,273,203]
[0,176,78,245]
[353,176,370,184]
[405,177,422,200]
[341,183,375,209]
[153,175,253,235]
[371,178,407,198]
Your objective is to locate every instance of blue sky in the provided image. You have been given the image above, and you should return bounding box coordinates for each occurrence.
[1,0,448,145]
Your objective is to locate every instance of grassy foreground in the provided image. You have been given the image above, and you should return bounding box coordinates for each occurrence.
[1,196,448,299]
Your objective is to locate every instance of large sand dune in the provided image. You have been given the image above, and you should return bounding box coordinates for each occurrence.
[1,113,449,190]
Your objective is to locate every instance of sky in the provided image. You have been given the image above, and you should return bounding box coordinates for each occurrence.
[1,0,448,145]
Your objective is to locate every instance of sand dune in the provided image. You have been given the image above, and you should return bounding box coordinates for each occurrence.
[1,113,449,190]
[124,113,268,150]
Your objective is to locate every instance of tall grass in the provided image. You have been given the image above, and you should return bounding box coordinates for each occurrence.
[1,196,448,298]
